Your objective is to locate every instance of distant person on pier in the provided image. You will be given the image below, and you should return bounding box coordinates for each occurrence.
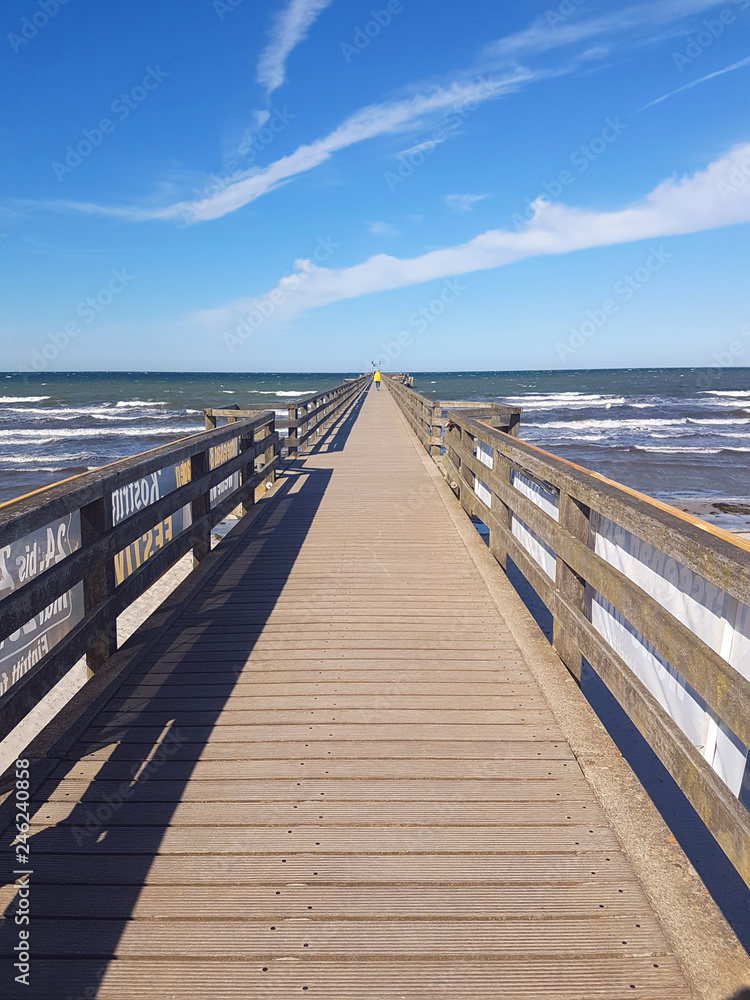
[374,370,381,390]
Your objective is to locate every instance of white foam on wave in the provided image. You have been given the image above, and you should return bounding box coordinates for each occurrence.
[527,416,750,431]
[249,390,314,396]
[632,445,750,455]
[504,394,626,409]
[0,453,92,466]
[700,390,750,397]
[0,404,177,421]
[0,425,201,442]
[115,400,167,408]
[0,395,51,403]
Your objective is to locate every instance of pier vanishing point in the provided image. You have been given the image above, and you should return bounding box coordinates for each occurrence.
[1,375,750,999]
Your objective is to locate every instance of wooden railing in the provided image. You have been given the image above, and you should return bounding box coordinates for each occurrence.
[285,375,371,456]
[385,375,750,886]
[385,374,522,457]
[0,410,278,737]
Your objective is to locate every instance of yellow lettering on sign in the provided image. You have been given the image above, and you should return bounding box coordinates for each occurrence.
[175,460,191,486]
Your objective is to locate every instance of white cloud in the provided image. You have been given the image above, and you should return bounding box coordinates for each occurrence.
[639,57,750,111]
[200,143,750,329]
[368,221,400,236]
[180,76,519,222]
[444,193,488,212]
[399,136,452,157]
[257,0,334,95]
[487,0,729,63]
[27,74,522,225]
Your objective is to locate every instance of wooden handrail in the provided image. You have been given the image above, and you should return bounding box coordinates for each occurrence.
[0,410,278,736]
[385,375,750,886]
[286,375,371,456]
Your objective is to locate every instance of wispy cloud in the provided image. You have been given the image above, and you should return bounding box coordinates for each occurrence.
[198,143,750,328]
[639,57,750,111]
[487,0,728,64]
[257,0,334,95]
[27,75,524,225]
[368,221,400,236]
[398,135,452,157]
[444,193,488,212]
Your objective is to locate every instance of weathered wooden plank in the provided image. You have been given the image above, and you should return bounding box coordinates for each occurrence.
[94,708,556,727]
[62,740,576,762]
[31,799,603,827]
[16,850,637,884]
[77,723,564,743]
[38,776,595,803]
[10,824,620,853]
[0,882,652,919]
[2,915,667,958]
[10,957,689,1000]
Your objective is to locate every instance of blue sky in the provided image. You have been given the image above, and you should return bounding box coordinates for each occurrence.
[1,0,749,372]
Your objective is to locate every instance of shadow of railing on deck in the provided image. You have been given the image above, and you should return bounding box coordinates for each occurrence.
[0,461,334,997]
[307,386,369,455]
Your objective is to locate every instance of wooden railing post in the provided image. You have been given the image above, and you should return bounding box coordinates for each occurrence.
[430,402,444,458]
[261,415,277,490]
[239,428,256,517]
[553,492,590,681]
[488,452,512,572]
[80,496,117,677]
[191,448,211,566]
[287,404,299,457]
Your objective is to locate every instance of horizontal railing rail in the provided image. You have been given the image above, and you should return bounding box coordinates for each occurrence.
[0,410,279,737]
[384,374,522,457]
[286,375,371,456]
[385,376,750,886]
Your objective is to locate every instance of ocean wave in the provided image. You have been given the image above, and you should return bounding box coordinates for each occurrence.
[0,405,180,422]
[700,390,750,397]
[115,400,167,408]
[0,425,201,441]
[504,396,627,410]
[0,395,51,403]
[527,416,750,431]
[0,452,93,466]
[618,445,727,455]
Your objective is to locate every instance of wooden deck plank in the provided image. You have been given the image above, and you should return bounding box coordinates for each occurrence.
[30,799,605,827]
[15,958,689,1000]
[62,739,576,761]
[0,915,669,958]
[14,851,639,884]
[0,883,655,919]
[37,777,597,802]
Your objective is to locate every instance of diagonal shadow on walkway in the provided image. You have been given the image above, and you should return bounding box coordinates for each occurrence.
[0,457,335,998]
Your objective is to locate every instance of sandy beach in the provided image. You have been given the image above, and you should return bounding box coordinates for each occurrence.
[671,499,750,541]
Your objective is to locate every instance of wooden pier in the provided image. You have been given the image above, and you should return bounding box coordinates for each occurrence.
[1,378,750,998]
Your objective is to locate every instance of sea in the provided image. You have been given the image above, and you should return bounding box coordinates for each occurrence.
[1,368,750,506]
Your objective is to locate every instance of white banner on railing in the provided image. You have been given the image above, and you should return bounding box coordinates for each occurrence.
[511,470,559,522]
[511,513,557,581]
[112,460,193,586]
[589,512,749,800]
[209,437,241,510]
[475,440,493,470]
[0,515,85,703]
[474,475,492,509]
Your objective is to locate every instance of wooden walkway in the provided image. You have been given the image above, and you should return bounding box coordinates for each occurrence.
[3,387,691,997]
